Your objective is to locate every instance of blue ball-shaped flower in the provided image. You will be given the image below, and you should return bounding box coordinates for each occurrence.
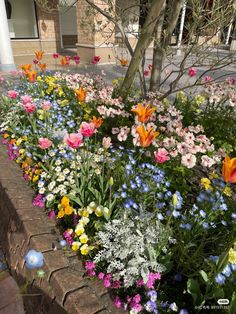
[25,250,44,269]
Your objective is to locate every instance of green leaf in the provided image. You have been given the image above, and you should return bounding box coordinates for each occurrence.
[199,270,208,283]
[67,194,83,207]
[229,292,236,314]
[216,251,229,274]
[187,278,204,305]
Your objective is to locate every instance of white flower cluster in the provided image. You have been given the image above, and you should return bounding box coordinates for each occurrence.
[94,213,171,287]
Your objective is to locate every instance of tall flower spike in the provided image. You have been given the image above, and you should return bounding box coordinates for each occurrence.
[136,125,159,148]
[222,156,236,183]
[131,103,156,123]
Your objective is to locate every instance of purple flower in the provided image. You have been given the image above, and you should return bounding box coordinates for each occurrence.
[145,300,157,313]
[215,273,226,285]
[179,309,189,314]
[84,261,96,271]
[32,194,45,208]
[147,290,157,301]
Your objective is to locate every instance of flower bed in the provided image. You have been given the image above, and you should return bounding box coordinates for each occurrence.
[0,63,236,314]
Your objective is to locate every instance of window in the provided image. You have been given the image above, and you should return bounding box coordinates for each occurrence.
[6,0,38,39]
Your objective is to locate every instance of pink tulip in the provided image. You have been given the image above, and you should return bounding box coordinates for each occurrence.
[188,67,196,77]
[204,76,212,82]
[74,55,80,65]
[154,148,170,164]
[92,55,101,65]
[21,95,32,104]
[64,132,83,149]
[42,101,51,110]
[80,122,95,137]
[53,53,59,59]
[38,138,53,149]
[23,102,36,113]
[7,90,19,99]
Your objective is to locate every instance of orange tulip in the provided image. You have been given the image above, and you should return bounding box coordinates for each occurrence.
[60,56,70,66]
[131,103,156,123]
[91,116,103,128]
[136,125,159,148]
[38,63,47,72]
[119,58,128,67]
[75,87,87,102]
[25,70,37,82]
[222,156,236,183]
[35,51,44,61]
[21,64,32,73]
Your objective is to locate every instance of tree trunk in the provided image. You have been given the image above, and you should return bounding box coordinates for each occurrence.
[119,0,166,100]
[150,0,184,91]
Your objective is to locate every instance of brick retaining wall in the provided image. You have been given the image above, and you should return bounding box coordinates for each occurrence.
[0,142,124,314]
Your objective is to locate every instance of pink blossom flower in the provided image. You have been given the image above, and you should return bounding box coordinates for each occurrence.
[98,272,105,280]
[92,55,101,64]
[42,101,52,110]
[114,296,122,309]
[53,53,59,59]
[38,138,53,149]
[80,122,95,137]
[21,95,32,104]
[181,153,197,168]
[0,76,4,84]
[23,102,36,113]
[136,279,144,287]
[154,148,170,163]
[201,155,215,168]
[103,276,111,287]
[188,67,196,77]
[64,132,83,149]
[85,261,96,271]
[112,280,120,289]
[102,137,112,149]
[144,70,150,77]
[48,211,56,219]
[7,90,18,99]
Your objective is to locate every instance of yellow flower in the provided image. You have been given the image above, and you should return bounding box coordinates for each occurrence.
[32,175,39,182]
[194,95,206,105]
[95,206,103,217]
[200,178,212,190]
[81,209,89,217]
[223,186,232,197]
[19,149,25,155]
[16,138,22,146]
[3,133,9,139]
[79,233,88,244]
[80,244,89,255]
[75,224,84,236]
[35,169,41,175]
[37,76,43,82]
[65,206,73,215]
[228,248,236,264]
[61,196,70,207]
[58,210,65,218]
[172,193,178,207]
[58,99,69,107]
[72,241,81,251]
[80,217,90,226]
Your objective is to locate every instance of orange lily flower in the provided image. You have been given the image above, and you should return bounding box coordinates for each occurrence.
[21,64,32,73]
[131,103,156,123]
[136,125,159,148]
[25,70,37,82]
[222,156,236,183]
[75,87,87,102]
[91,116,103,128]
[119,58,128,67]
[38,63,47,72]
[35,51,44,61]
